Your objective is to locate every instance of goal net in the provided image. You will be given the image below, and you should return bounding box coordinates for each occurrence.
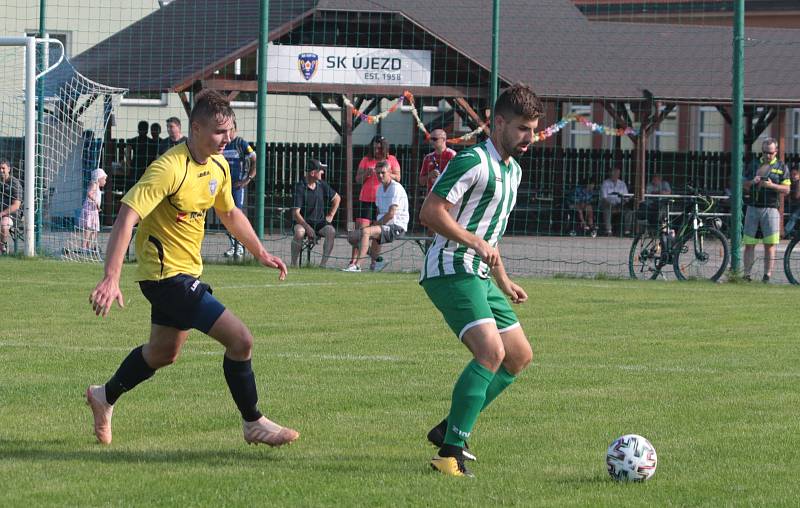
[0,37,126,261]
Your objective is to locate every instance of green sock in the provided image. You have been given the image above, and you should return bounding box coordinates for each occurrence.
[443,359,495,448]
[481,365,517,411]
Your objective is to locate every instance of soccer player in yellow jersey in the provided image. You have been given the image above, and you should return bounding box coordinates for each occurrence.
[86,90,298,447]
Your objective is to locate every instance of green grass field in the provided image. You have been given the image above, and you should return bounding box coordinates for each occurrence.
[1,258,799,506]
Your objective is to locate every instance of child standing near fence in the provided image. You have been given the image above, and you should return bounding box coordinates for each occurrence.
[79,168,107,252]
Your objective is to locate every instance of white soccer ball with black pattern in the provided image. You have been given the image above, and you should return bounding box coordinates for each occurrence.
[606,434,657,482]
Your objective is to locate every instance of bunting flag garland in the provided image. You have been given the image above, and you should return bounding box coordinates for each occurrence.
[341,91,488,144]
[341,91,639,145]
[532,113,639,143]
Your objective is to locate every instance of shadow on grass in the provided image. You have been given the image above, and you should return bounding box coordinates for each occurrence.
[0,438,290,465]
[0,438,407,474]
[553,472,613,486]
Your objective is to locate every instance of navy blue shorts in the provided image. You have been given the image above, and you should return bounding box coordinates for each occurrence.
[139,274,226,333]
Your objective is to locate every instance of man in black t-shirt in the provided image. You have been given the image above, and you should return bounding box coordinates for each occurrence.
[0,159,22,254]
[124,121,151,190]
[159,117,187,155]
[291,159,340,267]
[742,138,791,282]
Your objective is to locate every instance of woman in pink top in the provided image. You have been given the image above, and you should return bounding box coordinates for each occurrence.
[355,135,401,227]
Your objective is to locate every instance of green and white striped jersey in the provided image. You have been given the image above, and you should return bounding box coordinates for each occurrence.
[420,139,521,281]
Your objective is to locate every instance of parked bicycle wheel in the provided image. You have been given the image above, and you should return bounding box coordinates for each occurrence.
[629,231,666,280]
[783,236,800,285]
[673,227,729,281]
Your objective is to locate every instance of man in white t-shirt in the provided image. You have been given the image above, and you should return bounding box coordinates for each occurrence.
[344,160,409,272]
[600,167,633,235]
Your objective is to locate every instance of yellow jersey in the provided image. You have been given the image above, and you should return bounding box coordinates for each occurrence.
[121,143,235,281]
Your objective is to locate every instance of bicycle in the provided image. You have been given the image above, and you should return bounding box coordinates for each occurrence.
[628,193,730,281]
[782,213,800,284]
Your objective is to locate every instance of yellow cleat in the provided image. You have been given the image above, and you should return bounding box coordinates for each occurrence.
[430,454,474,478]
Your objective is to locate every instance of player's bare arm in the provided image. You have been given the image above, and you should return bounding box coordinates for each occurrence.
[759,178,791,194]
[218,206,287,280]
[379,204,397,225]
[326,193,341,223]
[420,193,499,268]
[491,248,527,304]
[89,204,140,317]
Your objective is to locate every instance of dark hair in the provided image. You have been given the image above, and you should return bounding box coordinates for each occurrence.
[375,160,390,172]
[190,89,235,126]
[137,120,149,132]
[0,159,10,167]
[166,116,181,127]
[150,123,161,134]
[494,83,544,122]
[371,135,389,158]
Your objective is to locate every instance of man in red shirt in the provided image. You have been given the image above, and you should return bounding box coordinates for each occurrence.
[418,129,456,195]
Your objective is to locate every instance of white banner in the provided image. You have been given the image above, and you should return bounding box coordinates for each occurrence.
[268,45,431,87]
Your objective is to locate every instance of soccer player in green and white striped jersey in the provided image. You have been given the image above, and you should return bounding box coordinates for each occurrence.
[420,83,543,478]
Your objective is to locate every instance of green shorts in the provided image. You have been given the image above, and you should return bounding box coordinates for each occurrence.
[421,273,520,340]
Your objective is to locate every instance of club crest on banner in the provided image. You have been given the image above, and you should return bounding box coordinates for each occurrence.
[297,53,319,81]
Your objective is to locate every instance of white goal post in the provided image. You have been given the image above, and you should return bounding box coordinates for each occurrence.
[0,36,35,256]
[0,35,126,260]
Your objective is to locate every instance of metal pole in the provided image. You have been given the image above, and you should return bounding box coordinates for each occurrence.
[490,0,500,117]
[255,0,269,237]
[24,37,36,256]
[730,0,744,273]
[343,95,353,229]
[36,0,46,251]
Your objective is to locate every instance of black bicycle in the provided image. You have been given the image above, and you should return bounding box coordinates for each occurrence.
[782,217,800,284]
[629,194,730,281]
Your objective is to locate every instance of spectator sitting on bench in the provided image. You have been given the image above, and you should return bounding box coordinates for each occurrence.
[600,167,633,236]
[638,173,672,229]
[291,159,340,268]
[343,160,409,272]
[0,159,21,255]
[570,178,597,234]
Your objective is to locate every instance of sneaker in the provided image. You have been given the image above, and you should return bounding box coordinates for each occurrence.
[426,419,477,461]
[235,245,244,257]
[373,260,387,272]
[243,416,299,447]
[762,274,771,283]
[224,246,235,258]
[341,264,361,272]
[742,274,753,282]
[85,385,113,445]
[430,453,474,478]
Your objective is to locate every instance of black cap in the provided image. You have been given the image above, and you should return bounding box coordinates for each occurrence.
[371,134,386,144]
[308,159,327,172]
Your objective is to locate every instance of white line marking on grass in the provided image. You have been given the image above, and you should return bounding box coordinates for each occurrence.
[194,350,401,362]
[214,279,409,290]
[3,277,413,290]
[531,280,731,292]
[0,342,401,362]
[531,361,793,376]
[274,352,401,362]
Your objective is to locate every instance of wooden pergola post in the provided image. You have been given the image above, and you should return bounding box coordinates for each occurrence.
[342,94,354,229]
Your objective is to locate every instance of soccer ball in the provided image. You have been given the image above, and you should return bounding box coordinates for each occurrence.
[606,434,657,482]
